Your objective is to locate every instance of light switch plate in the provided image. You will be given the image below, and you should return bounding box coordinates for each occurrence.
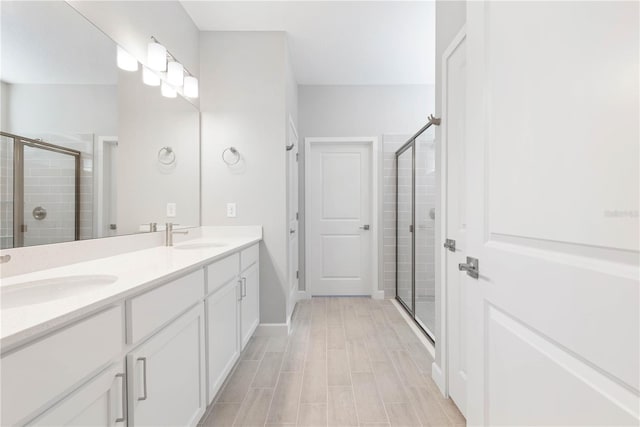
[226,203,237,218]
[166,203,176,217]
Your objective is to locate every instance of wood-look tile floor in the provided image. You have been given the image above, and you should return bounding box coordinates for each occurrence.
[199,297,465,427]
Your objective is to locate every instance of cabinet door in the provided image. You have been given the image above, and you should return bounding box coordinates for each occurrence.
[240,262,260,349]
[206,278,241,404]
[128,304,206,427]
[28,362,126,427]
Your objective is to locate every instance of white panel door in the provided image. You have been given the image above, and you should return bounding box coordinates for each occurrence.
[443,28,467,417]
[288,121,299,304]
[465,2,639,425]
[307,141,372,295]
[128,304,206,427]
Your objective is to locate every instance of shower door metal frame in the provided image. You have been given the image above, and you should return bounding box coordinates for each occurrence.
[395,140,416,319]
[1,132,81,247]
[394,116,440,344]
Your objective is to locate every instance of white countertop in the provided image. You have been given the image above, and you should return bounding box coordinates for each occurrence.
[0,227,262,350]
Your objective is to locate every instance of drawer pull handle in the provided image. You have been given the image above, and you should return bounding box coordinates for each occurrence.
[238,279,243,301]
[137,357,148,401]
[115,373,126,422]
[241,277,247,298]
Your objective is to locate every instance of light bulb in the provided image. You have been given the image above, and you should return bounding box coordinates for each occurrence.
[142,67,160,86]
[117,46,138,71]
[167,61,184,86]
[148,41,167,72]
[183,76,199,98]
[161,81,177,98]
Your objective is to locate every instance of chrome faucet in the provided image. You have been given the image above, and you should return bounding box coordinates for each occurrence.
[165,223,188,247]
[0,254,11,264]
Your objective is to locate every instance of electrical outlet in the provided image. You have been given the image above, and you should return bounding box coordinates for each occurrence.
[166,203,176,217]
[226,203,237,218]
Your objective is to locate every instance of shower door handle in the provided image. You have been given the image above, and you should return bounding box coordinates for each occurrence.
[359,225,370,230]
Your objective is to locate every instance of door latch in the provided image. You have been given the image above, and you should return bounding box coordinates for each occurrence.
[444,239,456,252]
[459,256,479,279]
[359,224,370,230]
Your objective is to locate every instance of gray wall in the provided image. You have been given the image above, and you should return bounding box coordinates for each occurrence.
[200,31,293,324]
[434,0,466,370]
[298,84,434,293]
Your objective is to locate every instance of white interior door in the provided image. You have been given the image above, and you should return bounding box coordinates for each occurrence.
[288,120,299,307]
[306,139,373,296]
[443,28,467,417]
[465,2,639,425]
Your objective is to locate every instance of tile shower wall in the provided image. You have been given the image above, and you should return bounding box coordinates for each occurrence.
[382,134,436,308]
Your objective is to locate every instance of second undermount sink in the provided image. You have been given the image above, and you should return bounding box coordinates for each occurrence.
[174,242,228,250]
[1,275,119,309]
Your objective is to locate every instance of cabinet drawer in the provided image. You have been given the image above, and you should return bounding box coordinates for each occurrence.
[128,269,204,344]
[1,305,124,426]
[240,244,259,271]
[206,253,239,295]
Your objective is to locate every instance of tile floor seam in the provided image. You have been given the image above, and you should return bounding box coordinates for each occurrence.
[341,300,360,427]
[294,301,311,426]
[231,340,268,427]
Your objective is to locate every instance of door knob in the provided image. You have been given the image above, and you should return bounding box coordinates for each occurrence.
[290,228,295,234]
[458,256,479,279]
[359,224,370,230]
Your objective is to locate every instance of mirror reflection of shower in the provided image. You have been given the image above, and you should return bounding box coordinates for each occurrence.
[0,132,117,249]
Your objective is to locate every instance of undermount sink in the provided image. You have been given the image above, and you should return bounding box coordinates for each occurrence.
[1,275,119,309]
[174,242,228,250]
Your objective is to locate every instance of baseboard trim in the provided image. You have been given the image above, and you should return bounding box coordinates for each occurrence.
[431,362,447,398]
[372,290,385,300]
[297,290,309,300]
[254,323,289,337]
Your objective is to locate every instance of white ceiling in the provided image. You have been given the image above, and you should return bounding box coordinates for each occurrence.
[180,1,435,85]
[1,1,117,85]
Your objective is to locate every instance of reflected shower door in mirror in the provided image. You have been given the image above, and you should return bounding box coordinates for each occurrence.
[396,145,414,313]
[0,1,200,248]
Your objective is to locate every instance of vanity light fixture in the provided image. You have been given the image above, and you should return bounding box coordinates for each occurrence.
[167,61,184,87]
[148,39,167,72]
[161,81,177,98]
[142,67,161,86]
[184,76,199,98]
[117,46,138,71]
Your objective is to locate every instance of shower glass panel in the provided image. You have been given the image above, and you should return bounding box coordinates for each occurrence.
[396,145,414,312]
[394,125,436,342]
[22,144,78,247]
[414,136,436,337]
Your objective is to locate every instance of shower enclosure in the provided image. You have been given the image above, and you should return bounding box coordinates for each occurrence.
[0,132,80,249]
[395,121,437,341]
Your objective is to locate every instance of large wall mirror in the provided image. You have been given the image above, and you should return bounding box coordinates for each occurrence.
[0,1,200,249]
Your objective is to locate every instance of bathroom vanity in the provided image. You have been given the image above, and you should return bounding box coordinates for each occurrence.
[0,227,262,426]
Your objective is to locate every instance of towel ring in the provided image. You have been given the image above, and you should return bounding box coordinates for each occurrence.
[158,146,176,165]
[222,147,240,165]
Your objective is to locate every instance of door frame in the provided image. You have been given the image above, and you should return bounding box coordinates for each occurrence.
[304,136,380,298]
[286,115,299,323]
[432,26,467,398]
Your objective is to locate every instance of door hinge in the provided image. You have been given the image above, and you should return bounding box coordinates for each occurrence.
[296,270,299,279]
[296,212,299,221]
[296,153,299,162]
[409,225,413,233]
[20,224,27,232]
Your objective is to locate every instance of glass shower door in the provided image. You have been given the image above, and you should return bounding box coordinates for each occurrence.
[21,143,78,247]
[396,144,414,312]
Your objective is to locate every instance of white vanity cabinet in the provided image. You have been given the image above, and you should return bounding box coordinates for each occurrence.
[240,244,260,349]
[205,253,241,403]
[1,305,124,426]
[127,303,206,427]
[28,362,126,427]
